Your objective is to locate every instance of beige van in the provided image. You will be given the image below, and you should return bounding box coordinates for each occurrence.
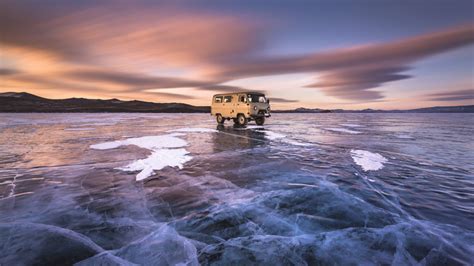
[211,92,271,126]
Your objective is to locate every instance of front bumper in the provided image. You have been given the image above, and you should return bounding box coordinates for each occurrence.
[251,110,271,118]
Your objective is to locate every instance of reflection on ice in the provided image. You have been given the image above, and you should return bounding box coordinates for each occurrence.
[339,123,364,128]
[168,127,218,133]
[395,134,415,140]
[326,127,361,134]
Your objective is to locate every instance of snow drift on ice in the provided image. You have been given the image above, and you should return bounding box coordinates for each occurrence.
[350,149,388,171]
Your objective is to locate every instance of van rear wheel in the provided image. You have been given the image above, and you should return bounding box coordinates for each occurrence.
[216,114,225,124]
[235,114,247,126]
[255,117,265,125]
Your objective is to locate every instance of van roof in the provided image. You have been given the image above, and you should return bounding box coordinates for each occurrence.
[212,91,265,97]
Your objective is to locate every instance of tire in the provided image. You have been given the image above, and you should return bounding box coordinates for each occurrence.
[216,114,225,124]
[235,114,247,126]
[255,117,265,125]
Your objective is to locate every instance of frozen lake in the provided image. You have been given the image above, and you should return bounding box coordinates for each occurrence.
[0,113,473,265]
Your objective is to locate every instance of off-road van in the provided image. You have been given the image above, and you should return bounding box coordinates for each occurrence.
[211,92,271,126]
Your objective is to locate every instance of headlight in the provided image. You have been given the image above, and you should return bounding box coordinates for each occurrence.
[253,106,257,110]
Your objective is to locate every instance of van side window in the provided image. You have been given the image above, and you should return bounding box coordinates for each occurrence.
[215,96,223,103]
[224,96,232,103]
[239,95,246,103]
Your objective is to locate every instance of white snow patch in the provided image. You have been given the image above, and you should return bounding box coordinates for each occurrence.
[118,148,192,181]
[91,134,190,180]
[263,131,313,146]
[287,183,319,188]
[264,131,286,140]
[258,130,313,146]
[340,123,363,128]
[90,134,187,150]
[395,134,414,140]
[326,127,361,134]
[284,139,313,147]
[168,127,218,133]
[246,125,265,129]
[351,149,388,171]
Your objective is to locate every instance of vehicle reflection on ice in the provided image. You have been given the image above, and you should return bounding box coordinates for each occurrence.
[213,124,267,152]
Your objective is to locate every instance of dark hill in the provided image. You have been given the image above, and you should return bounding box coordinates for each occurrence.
[0,92,210,113]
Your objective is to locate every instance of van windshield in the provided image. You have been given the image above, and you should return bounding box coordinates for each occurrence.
[248,94,267,103]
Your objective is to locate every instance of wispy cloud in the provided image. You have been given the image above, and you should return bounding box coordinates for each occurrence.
[63,69,208,89]
[0,1,262,69]
[268,97,299,103]
[0,68,21,76]
[215,24,474,100]
[305,66,412,100]
[425,89,474,101]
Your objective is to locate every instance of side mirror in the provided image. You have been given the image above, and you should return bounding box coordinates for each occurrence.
[267,99,270,104]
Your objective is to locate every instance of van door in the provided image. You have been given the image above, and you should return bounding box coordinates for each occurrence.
[212,95,224,116]
[222,95,234,117]
[236,93,248,117]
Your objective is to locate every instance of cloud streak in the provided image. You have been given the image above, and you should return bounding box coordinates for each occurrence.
[0,68,21,76]
[215,24,474,79]
[268,97,299,103]
[64,69,208,89]
[425,89,474,101]
[305,66,412,100]
[213,24,474,100]
[0,1,262,69]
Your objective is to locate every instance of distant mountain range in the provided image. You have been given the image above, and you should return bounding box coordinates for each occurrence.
[0,92,472,113]
[0,92,210,113]
[274,106,474,113]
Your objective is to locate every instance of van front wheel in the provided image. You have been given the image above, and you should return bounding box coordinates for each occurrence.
[235,114,247,126]
[216,114,225,124]
[255,117,265,125]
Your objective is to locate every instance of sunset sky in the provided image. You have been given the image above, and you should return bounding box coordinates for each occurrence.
[0,0,473,109]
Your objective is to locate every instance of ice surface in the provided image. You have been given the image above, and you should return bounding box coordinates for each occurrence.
[260,130,313,146]
[2,113,474,265]
[395,134,415,139]
[339,123,363,127]
[326,127,361,134]
[0,222,104,265]
[283,139,313,146]
[263,131,286,140]
[112,225,199,266]
[75,252,136,265]
[351,149,388,171]
[168,127,218,133]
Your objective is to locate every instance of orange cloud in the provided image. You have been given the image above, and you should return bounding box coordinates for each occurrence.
[0,3,262,74]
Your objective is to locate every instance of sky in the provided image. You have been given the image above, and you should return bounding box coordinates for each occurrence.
[0,0,473,110]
